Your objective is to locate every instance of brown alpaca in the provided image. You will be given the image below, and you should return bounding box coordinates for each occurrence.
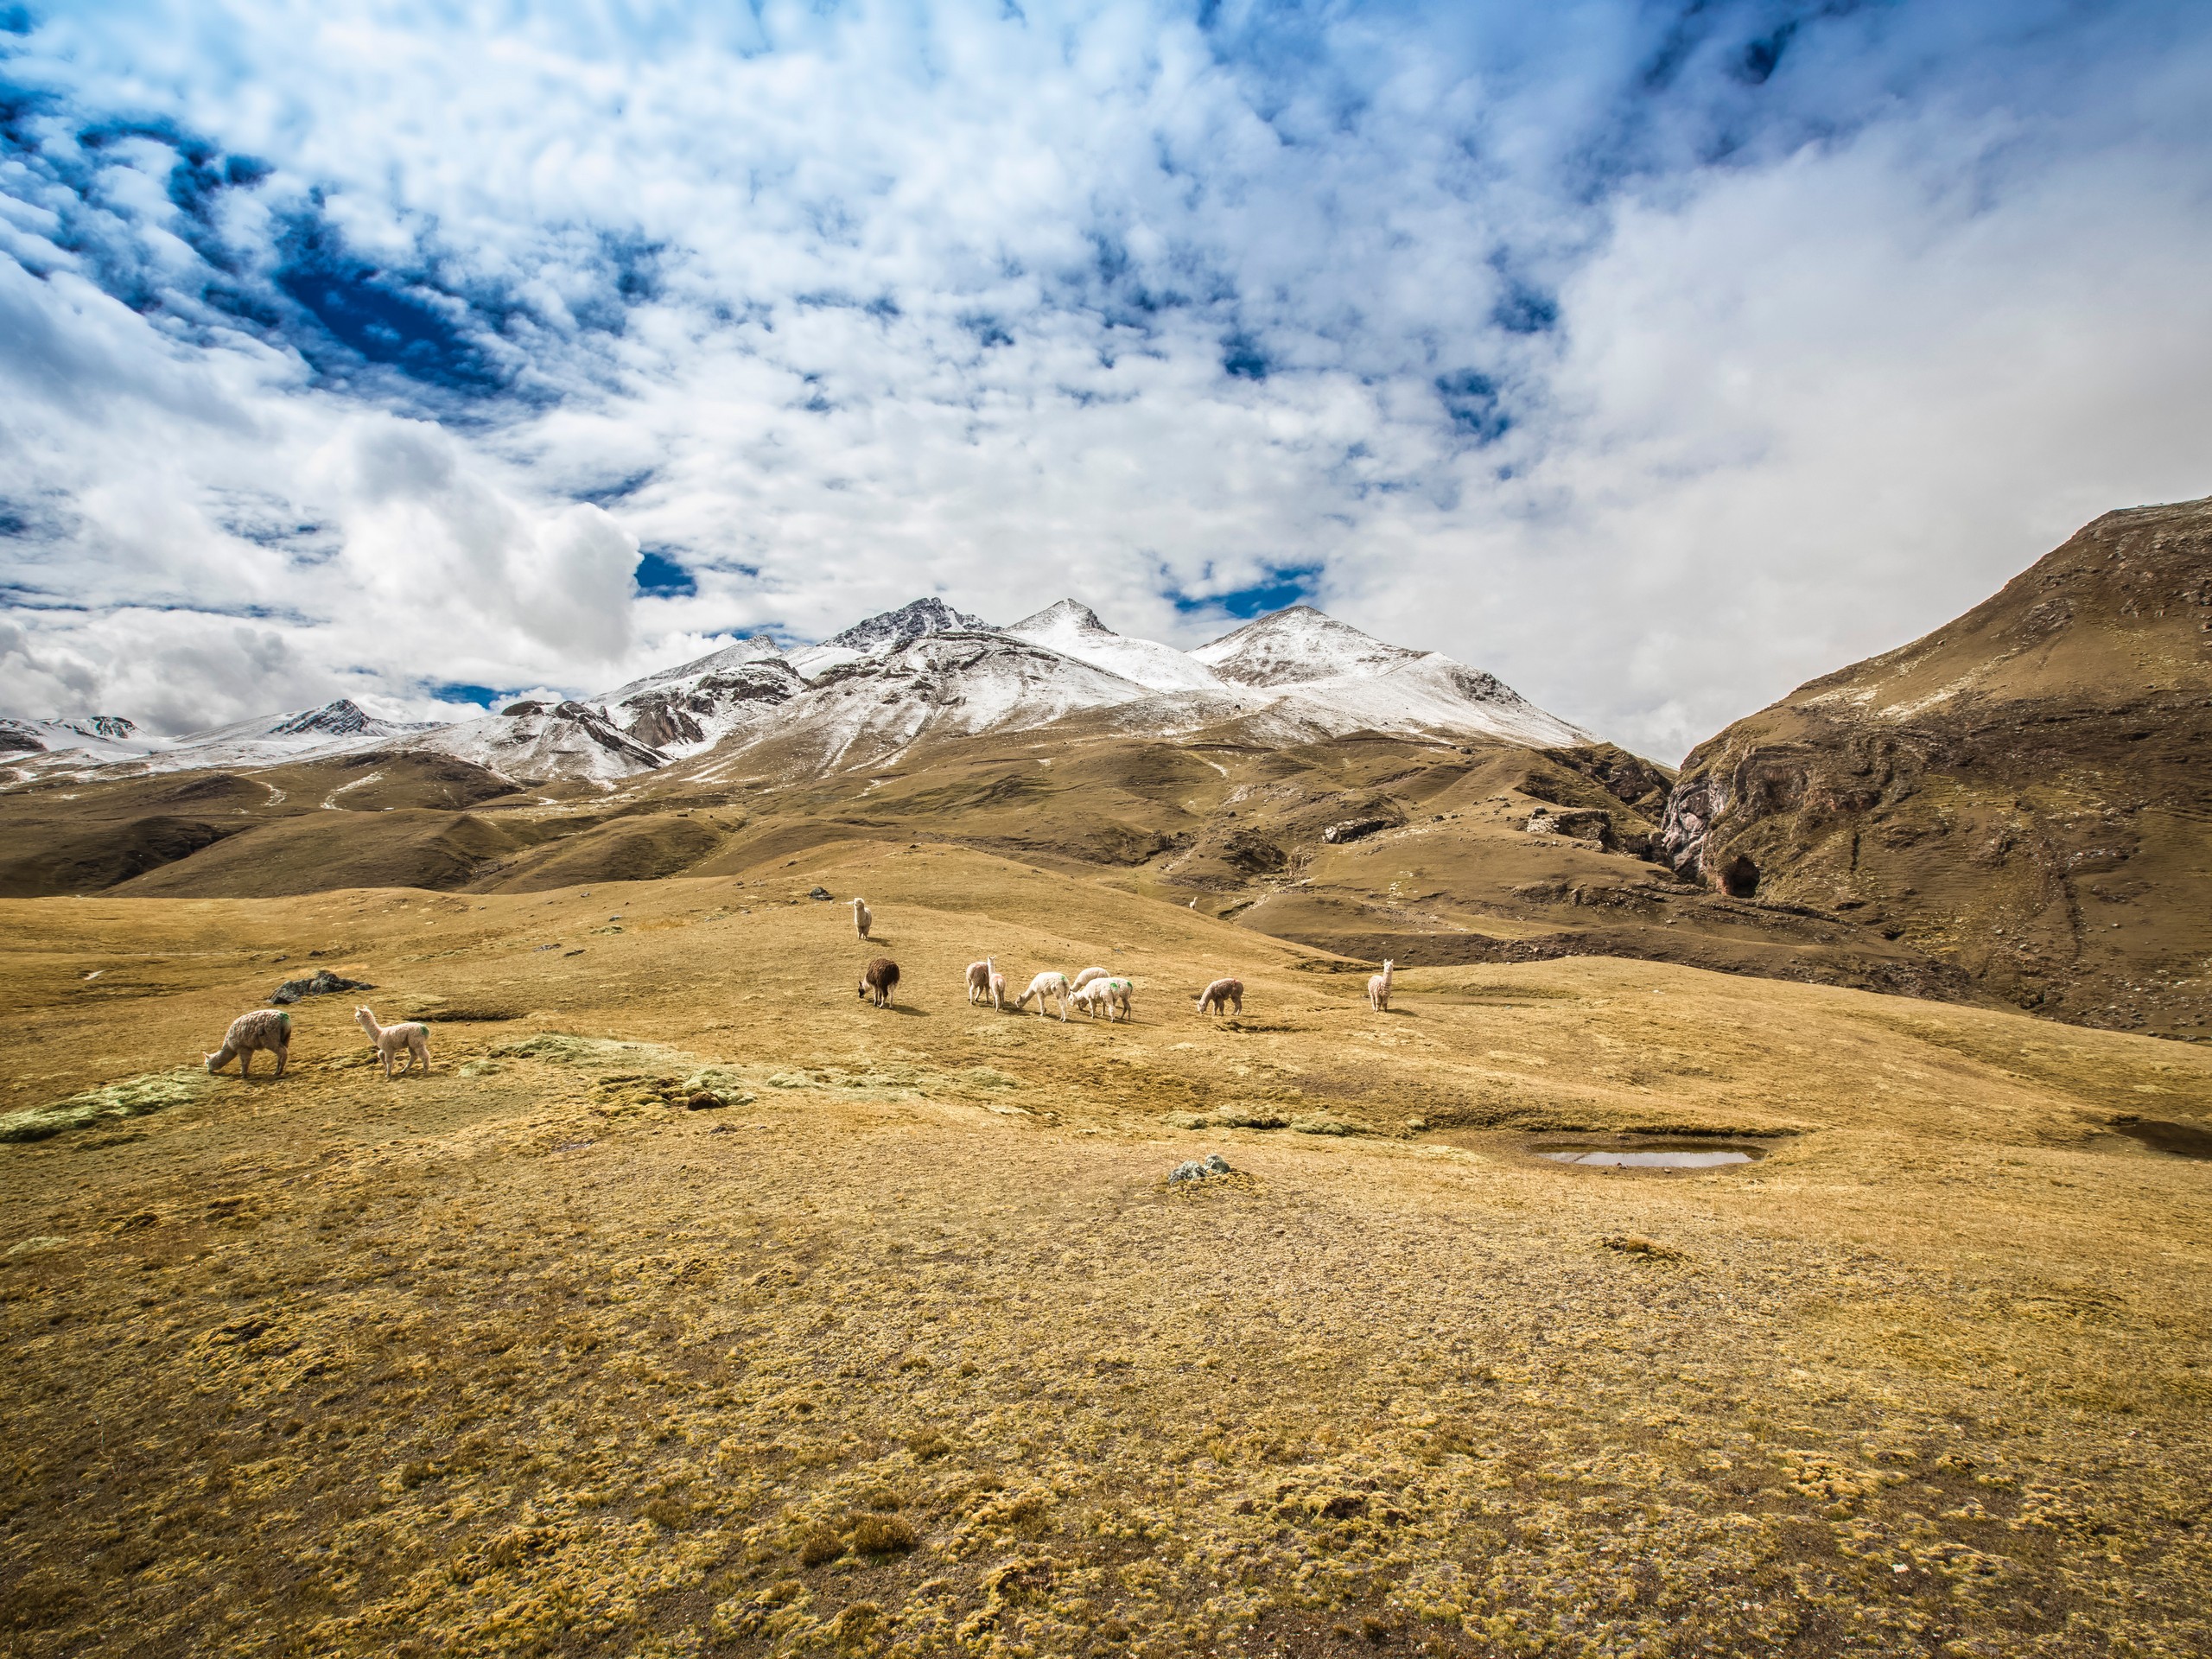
[205,1008,291,1078]
[1195,977,1243,1016]
[858,956,900,1007]
[965,957,1002,1010]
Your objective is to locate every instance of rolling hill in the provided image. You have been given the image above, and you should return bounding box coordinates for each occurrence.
[1657,495,2212,1039]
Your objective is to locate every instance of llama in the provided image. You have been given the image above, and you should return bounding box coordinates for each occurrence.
[1101,977,1133,1023]
[354,1005,430,1080]
[965,957,1003,1010]
[849,897,873,940]
[858,956,899,1007]
[1368,958,1395,1013]
[1071,966,1110,991]
[1016,970,1071,1021]
[1074,977,1133,1023]
[204,1008,290,1078]
[1195,977,1243,1016]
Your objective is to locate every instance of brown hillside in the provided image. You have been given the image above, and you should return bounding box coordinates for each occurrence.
[1658,495,2212,1039]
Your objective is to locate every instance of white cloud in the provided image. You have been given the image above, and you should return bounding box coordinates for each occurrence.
[2,1,2209,755]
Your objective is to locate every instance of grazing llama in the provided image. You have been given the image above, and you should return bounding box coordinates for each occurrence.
[858,956,899,1007]
[849,897,873,940]
[1194,977,1243,1016]
[1073,977,1133,1023]
[354,1005,430,1080]
[1368,958,1395,1013]
[204,1008,290,1078]
[965,957,1004,1010]
[1016,970,1071,1021]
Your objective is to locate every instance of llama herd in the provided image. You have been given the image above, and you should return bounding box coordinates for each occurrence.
[200,890,1397,1085]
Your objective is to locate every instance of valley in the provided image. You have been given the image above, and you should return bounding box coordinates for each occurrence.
[3,847,2208,1656]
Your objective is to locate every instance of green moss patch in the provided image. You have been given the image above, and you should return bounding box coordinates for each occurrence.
[0,1070,210,1144]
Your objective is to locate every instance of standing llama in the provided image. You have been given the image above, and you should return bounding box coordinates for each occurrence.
[355,1006,430,1080]
[1194,977,1243,1016]
[1368,959,1395,1013]
[858,957,899,1007]
[849,897,873,940]
[204,1008,291,1078]
[965,957,1004,1010]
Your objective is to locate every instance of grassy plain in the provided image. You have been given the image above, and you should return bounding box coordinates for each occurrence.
[3,843,2209,1657]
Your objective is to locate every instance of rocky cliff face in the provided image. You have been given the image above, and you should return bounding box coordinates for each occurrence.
[1657,496,2212,1039]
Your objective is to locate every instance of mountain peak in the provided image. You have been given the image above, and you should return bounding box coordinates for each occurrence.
[1191,605,1417,688]
[823,597,991,653]
[269,699,373,737]
[1011,598,1107,634]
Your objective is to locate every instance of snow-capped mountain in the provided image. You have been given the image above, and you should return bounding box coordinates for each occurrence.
[0,715,158,760]
[1191,604,1421,686]
[401,700,666,785]
[1007,600,1228,693]
[686,627,1149,780]
[788,596,991,681]
[3,601,1599,790]
[0,700,440,778]
[596,637,805,757]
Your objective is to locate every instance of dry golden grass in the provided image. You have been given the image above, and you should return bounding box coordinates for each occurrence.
[3,843,2209,1657]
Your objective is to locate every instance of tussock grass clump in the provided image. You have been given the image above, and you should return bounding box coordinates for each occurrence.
[1166,1106,1367,1135]
[851,1513,918,1554]
[1602,1234,1686,1261]
[0,1070,207,1144]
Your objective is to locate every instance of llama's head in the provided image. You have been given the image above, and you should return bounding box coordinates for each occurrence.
[202,1051,221,1072]
[353,1004,376,1027]
[1382,958,1394,973]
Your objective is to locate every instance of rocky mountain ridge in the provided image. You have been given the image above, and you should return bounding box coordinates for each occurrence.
[3,601,1594,788]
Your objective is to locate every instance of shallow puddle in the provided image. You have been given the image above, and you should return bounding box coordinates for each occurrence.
[1531,1138,1768,1170]
[2111,1117,2212,1160]
[1539,1147,1754,1168]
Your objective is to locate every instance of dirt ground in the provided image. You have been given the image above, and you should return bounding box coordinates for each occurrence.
[3,843,2209,1657]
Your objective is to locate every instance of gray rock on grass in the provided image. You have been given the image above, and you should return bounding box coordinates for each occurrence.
[270,969,375,1005]
[1169,1153,1235,1185]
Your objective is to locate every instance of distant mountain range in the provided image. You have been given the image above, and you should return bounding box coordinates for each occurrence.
[1,601,1593,787]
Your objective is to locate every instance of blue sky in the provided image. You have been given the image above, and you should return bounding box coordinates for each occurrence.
[3,1,2210,756]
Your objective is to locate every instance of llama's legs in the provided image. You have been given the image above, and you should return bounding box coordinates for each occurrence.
[273,1041,288,1079]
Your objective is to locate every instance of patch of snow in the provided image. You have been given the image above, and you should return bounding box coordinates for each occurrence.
[1007,600,1228,693]
[1191,605,1421,687]
[593,637,804,758]
[401,702,666,785]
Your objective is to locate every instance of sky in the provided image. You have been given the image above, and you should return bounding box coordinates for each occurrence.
[3,0,2210,760]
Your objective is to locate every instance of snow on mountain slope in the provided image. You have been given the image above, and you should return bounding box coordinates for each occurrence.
[789,596,991,681]
[400,701,665,785]
[595,637,805,757]
[1272,653,1595,747]
[1191,605,1421,687]
[687,627,1154,779]
[0,715,160,760]
[2,702,442,778]
[4,601,1604,791]
[1007,601,1228,693]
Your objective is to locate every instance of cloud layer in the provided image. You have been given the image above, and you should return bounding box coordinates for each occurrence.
[3,0,2210,756]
